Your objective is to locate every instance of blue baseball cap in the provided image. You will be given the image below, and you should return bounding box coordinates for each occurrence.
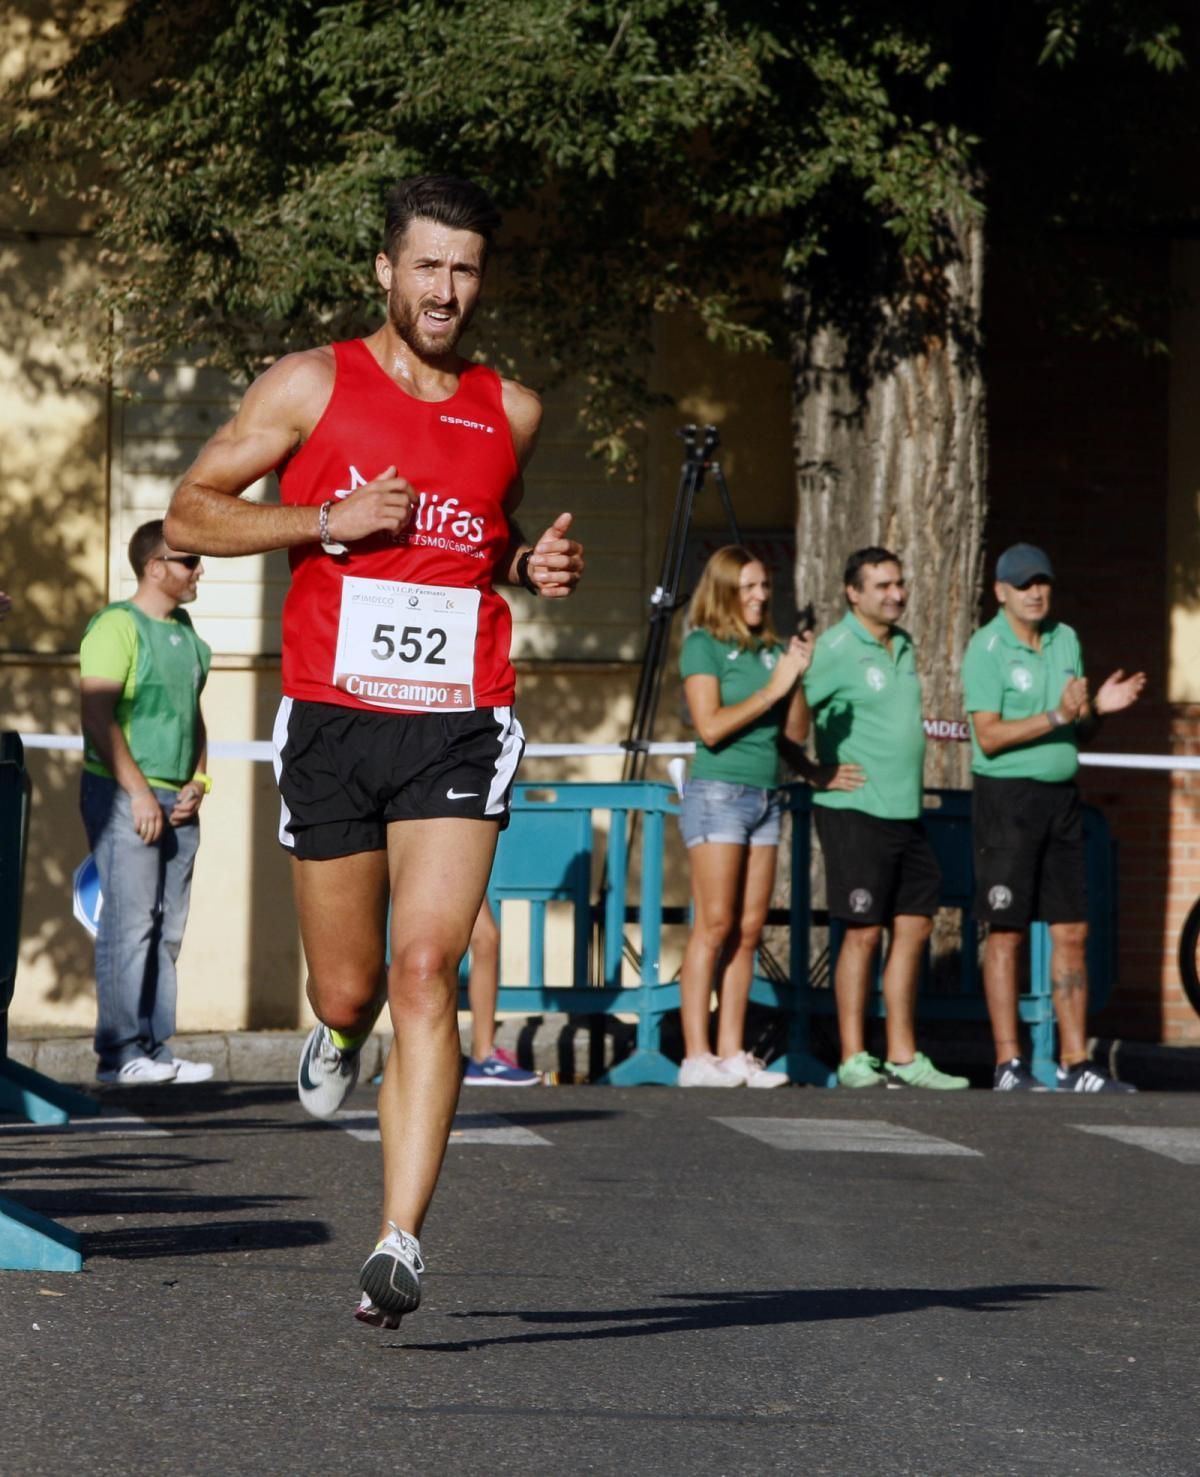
[996,543,1054,586]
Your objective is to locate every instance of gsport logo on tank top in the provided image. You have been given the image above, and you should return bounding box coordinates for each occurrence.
[278,340,521,714]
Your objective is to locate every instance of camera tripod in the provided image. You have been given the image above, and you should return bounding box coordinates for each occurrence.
[621,424,742,782]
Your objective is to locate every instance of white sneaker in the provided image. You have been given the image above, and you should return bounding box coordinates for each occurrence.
[96,1056,178,1085]
[170,1058,215,1084]
[357,1223,424,1323]
[678,1053,740,1088]
[297,1024,361,1119]
[719,1050,790,1089]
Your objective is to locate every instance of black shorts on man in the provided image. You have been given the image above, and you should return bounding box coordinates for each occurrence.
[972,774,1086,929]
[272,699,525,861]
[814,808,941,926]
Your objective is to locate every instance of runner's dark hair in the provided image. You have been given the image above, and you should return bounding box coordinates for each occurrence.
[383,176,501,260]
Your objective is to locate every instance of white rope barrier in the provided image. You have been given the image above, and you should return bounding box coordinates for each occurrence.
[10,732,1200,771]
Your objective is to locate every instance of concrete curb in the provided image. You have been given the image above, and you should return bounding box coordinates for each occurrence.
[5,1022,1198,1091]
[4,1015,638,1088]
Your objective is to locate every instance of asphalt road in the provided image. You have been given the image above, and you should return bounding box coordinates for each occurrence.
[0,1081,1198,1476]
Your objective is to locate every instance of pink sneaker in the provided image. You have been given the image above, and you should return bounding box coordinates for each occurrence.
[719,1050,789,1089]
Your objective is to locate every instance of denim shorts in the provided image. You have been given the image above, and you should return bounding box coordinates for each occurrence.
[678,779,782,849]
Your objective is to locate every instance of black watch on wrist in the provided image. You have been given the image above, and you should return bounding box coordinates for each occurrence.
[516,549,539,596]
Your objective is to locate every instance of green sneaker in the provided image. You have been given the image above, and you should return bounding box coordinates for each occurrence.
[837,1051,886,1089]
[883,1051,969,1090]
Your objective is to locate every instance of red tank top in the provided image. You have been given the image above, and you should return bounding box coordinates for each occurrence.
[278,339,520,712]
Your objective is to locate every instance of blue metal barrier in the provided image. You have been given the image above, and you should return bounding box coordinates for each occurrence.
[783,788,1117,1088]
[0,732,97,1272]
[473,780,1117,1088]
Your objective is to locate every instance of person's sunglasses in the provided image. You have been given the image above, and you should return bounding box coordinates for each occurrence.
[156,554,201,570]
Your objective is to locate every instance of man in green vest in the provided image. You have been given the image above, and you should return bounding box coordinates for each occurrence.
[963,542,1145,1092]
[79,519,216,1085]
[804,547,968,1090]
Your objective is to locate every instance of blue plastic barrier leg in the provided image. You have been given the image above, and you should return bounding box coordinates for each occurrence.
[0,1195,82,1272]
[1029,922,1058,1088]
[0,1058,100,1125]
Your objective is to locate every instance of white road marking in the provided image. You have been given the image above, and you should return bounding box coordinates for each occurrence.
[0,1113,170,1138]
[715,1117,981,1157]
[1071,1125,1200,1164]
[332,1110,551,1146]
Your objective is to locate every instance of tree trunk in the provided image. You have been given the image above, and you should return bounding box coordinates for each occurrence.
[787,210,987,790]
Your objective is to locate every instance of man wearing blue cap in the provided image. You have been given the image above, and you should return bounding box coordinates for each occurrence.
[962,543,1145,1092]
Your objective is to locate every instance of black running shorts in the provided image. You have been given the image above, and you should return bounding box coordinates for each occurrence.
[972,774,1086,928]
[272,699,525,861]
[814,807,941,926]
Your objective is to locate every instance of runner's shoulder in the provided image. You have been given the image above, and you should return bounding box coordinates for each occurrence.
[499,374,543,438]
[243,347,336,440]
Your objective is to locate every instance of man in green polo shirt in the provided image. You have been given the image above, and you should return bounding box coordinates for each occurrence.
[804,546,967,1090]
[963,542,1145,1093]
[79,519,215,1086]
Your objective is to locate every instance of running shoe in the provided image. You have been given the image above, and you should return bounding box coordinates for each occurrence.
[993,1058,1049,1092]
[170,1058,215,1084]
[884,1052,969,1090]
[354,1293,403,1330]
[297,1024,361,1119]
[96,1056,178,1085]
[1056,1062,1138,1094]
[836,1051,886,1089]
[358,1223,424,1323]
[678,1053,740,1087]
[463,1050,541,1086]
[718,1050,790,1089]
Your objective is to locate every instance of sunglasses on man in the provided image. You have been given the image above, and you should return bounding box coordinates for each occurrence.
[155,553,202,570]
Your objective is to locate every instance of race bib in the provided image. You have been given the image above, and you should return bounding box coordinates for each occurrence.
[333,577,480,711]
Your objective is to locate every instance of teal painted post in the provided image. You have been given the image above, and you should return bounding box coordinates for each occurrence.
[0,1197,82,1273]
[1029,923,1057,1085]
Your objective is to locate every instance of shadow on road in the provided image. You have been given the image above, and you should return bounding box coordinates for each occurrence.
[406,1283,1100,1352]
[83,1216,331,1260]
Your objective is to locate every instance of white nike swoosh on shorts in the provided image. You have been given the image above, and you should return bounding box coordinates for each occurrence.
[446,788,479,799]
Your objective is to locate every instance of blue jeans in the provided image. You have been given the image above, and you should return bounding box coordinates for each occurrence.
[80,772,201,1071]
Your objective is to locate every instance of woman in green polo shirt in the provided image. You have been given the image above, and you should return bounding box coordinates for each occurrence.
[676,546,815,1088]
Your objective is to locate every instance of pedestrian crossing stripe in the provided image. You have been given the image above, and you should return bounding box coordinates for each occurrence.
[715,1117,982,1157]
[1070,1125,1200,1164]
[0,1113,170,1138]
[331,1110,551,1146]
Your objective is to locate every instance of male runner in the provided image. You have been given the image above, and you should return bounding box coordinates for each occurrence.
[164,175,583,1326]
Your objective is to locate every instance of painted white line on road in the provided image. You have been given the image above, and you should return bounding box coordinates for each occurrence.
[715,1117,981,1157]
[332,1110,551,1146]
[0,1113,170,1138]
[1072,1125,1200,1164]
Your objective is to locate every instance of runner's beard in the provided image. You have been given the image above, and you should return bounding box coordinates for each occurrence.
[389,291,473,357]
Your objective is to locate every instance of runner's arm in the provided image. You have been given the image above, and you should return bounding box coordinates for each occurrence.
[497,379,582,598]
[165,351,415,555]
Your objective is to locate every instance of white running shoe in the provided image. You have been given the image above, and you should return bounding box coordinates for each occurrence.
[358,1223,424,1322]
[354,1293,403,1330]
[297,1024,361,1119]
[170,1059,215,1084]
[719,1050,790,1089]
[678,1053,740,1088]
[96,1056,178,1085]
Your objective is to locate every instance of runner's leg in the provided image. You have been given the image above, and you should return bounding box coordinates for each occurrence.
[378,817,499,1239]
[291,849,391,1036]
